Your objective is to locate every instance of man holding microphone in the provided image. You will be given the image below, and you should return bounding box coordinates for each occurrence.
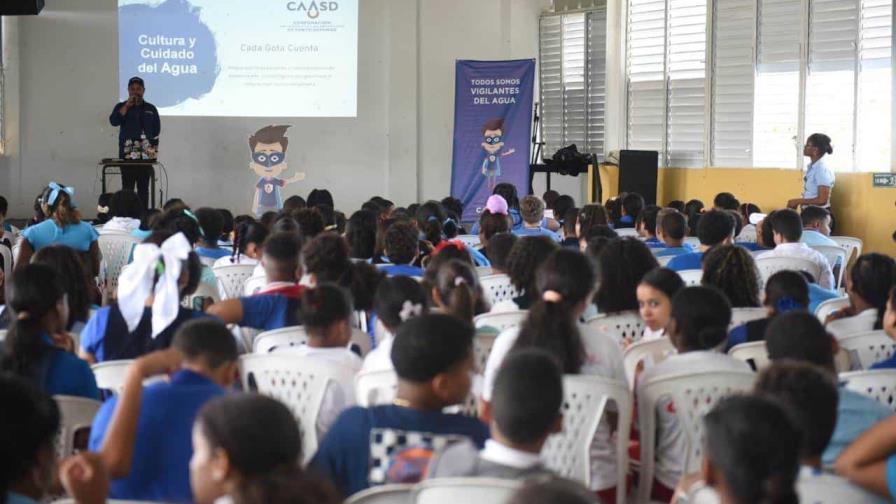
[109,76,161,209]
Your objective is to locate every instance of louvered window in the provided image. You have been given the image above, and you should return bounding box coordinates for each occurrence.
[711,0,755,167]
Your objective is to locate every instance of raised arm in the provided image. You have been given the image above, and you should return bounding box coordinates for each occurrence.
[109,102,128,127]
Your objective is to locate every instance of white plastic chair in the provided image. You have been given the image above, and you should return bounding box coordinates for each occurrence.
[212,263,257,300]
[657,255,674,267]
[830,236,863,263]
[53,395,102,459]
[473,310,528,332]
[474,331,499,374]
[0,329,7,343]
[542,375,631,504]
[411,478,522,504]
[810,244,848,288]
[841,369,896,412]
[253,326,308,353]
[615,228,640,238]
[729,307,768,330]
[736,226,757,243]
[755,256,822,286]
[728,341,771,371]
[797,473,889,504]
[677,269,703,287]
[182,281,220,310]
[92,360,133,392]
[456,235,482,249]
[623,338,676,389]
[239,354,357,463]
[636,370,756,504]
[355,369,398,406]
[479,274,521,306]
[815,296,850,322]
[475,266,493,277]
[243,274,268,296]
[683,236,701,248]
[98,232,141,294]
[837,330,896,370]
[345,484,414,504]
[584,311,645,345]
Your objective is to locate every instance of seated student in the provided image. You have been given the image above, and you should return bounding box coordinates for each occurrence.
[712,192,739,211]
[303,232,383,313]
[477,195,511,257]
[0,194,12,236]
[654,210,694,258]
[560,207,580,249]
[380,221,425,277]
[577,204,611,240]
[756,362,887,504]
[88,319,238,502]
[17,182,100,277]
[491,236,558,312]
[637,268,685,341]
[218,208,234,246]
[636,286,750,501]
[100,190,144,233]
[194,207,230,261]
[483,249,626,500]
[514,196,561,242]
[553,194,575,224]
[310,314,490,495]
[362,276,429,373]
[485,232,517,275]
[800,205,838,247]
[274,284,360,437]
[700,245,761,308]
[836,413,896,501]
[215,220,268,267]
[757,209,835,289]
[667,210,735,271]
[206,232,305,331]
[431,259,490,323]
[871,287,896,369]
[427,349,561,480]
[152,207,219,288]
[727,270,809,350]
[826,253,896,339]
[593,237,659,315]
[0,374,65,504]
[32,245,95,336]
[616,192,644,229]
[1,264,99,399]
[765,312,891,466]
[727,209,764,252]
[580,224,618,254]
[293,208,326,240]
[636,205,663,247]
[346,209,378,261]
[81,232,206,363]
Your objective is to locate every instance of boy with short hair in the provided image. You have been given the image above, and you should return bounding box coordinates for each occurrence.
[89,319,239,502]
[617,192,645,228]
[667,210,735,271]
[207,232,305,330]
[800,205,838,246]
[757,209,835,289]
[486,232,518,274]
[311,314,489,495]
[637,205,663,247]
[515,196,560,242]
[655,210,694,258]
[193,207,229,260]
[382,221,424,277]
[426,349,562,479]
[765,312,891,466]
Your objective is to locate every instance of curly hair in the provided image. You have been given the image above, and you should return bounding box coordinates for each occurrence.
[594,237,658,313]
[505,236,559,294]
[701,245,761,308]
[303,232,383,310]
[384,221,419,265]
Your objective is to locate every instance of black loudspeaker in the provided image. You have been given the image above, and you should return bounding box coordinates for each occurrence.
[0,0,44,15]
[618,150,658,206]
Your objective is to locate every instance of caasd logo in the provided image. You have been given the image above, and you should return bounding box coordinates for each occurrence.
[286,1,339,19]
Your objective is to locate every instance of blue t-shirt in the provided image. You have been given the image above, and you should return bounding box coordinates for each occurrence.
[616,215,635,228]
[89,370,225,502]
[809,284,841,314]
[196,246,230,260]
[800,230,838,247]
[310,405,490,495]
[803,157,836,202]
[380,264,424,277]
[33,334,99,400]
[655,243,694,258]
[645,237,664,248]
[256,177,286,208]
[735,242,767,252]
[667,251,704,271]
[822,387,892,466]
[513,227,561,242]
[22,219,98,252]
[240,294,301,331]
[465,245,491,267]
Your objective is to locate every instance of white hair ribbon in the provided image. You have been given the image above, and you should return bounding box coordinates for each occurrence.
[117,232,192,338]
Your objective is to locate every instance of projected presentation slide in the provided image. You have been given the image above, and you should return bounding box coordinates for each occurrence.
[118,0,358,117]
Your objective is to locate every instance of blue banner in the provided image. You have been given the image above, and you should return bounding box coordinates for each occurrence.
[451,59,535,223]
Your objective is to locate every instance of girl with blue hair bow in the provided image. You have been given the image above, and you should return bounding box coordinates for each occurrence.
[16,182,100,276]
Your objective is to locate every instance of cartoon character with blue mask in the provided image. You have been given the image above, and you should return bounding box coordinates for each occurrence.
[480,118,515,192]
[249,124,305,217]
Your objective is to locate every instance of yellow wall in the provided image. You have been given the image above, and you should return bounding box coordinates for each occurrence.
[597,165,896,256]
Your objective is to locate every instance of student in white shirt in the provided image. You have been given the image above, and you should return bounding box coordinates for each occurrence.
[213,220,267,267]
[482,249,626,500]
[274,284,360,438]
[636,268,684,341]
[361,276,429,373]
[489,236,557,312]
[636,286,750,501]
[758,208,835,290]
[826,253,896,339]
[100,190,144,234]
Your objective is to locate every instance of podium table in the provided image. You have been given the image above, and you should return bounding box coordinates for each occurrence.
[98,159,164,209]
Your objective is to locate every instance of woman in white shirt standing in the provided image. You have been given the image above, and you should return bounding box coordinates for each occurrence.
[788,133,835,217]
[827,253,896,339]
[637,268,685,341]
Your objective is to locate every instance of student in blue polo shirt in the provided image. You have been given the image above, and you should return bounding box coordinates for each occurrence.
[637,205,663,248]
[80,231,207,364]
[616,193,644,229]
[654,210,694,258]
[207,231,305,330]
[88,319,239,502]
[193,207,231,261]
[311,314,489,495]
[514,196,560,242]
[380,221,425,277]
[667,210,735,272]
